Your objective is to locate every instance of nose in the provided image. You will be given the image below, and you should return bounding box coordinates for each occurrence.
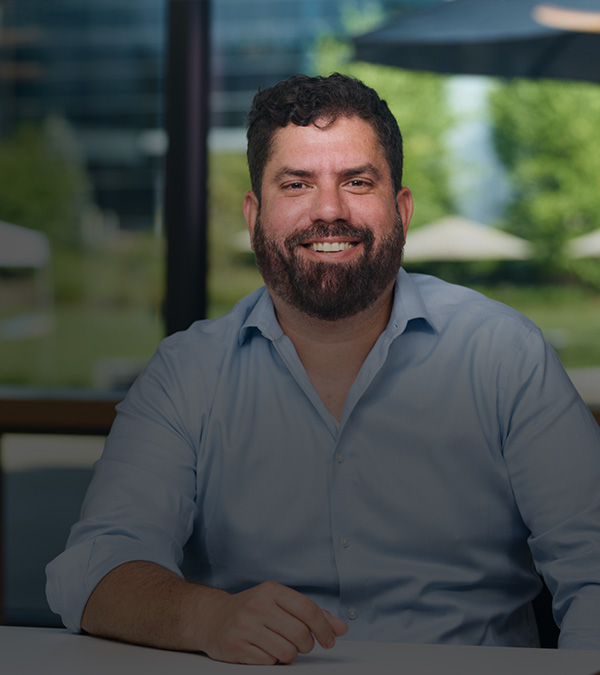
[308,182,350,223]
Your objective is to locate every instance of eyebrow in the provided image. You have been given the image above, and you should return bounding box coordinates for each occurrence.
[341,164,382,180]
[272,167,313,182]
[272,164,383,183]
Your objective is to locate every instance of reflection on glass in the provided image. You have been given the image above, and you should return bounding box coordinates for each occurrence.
[0,0,166,391]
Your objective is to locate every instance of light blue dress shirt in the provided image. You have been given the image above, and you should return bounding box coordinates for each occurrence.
[46,270,600,648]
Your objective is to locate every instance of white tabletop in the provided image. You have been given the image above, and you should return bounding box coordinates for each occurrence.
[1,626,599,675]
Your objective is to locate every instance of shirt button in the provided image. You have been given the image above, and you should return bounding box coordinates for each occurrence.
[335,452,344,463]
[347,607,359,620]
[340,537,350,548]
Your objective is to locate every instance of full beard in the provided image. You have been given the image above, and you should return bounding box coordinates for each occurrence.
[252,214,405,321]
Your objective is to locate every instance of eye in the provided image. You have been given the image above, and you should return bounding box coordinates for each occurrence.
[283,181,307,191]
[346,178,373,191]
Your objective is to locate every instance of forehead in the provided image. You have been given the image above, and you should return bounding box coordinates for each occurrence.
[266,116,387,173]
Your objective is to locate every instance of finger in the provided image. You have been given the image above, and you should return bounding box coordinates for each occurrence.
[208,629,279,666]
[274,590,337,650]
[250,629,301,665]
[264,611,316,655]
[321,608,349,636]
[234,642,279,666]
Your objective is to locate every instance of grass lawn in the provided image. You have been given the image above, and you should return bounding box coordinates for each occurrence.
[2,255,599,389]
[3,147,598,388]
[0,306,163,389]
[473,284,600,368]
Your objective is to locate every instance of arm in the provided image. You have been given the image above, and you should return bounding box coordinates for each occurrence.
[81,561,347,665]
[500,328,600,648]
[49,332,348,662]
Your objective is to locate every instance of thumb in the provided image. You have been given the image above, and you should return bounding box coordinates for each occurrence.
[321,608,349,636]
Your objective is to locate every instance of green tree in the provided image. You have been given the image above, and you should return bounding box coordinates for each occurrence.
[489,78,600,281]
[0,116,91,246]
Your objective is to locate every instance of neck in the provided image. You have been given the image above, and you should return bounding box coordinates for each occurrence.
[272,284,394,347]
[269,283,395,422]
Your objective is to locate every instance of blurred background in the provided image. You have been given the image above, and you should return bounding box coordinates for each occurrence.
[1,0,599,627]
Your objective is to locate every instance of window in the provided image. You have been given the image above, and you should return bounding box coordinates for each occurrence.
[0,0,166,391]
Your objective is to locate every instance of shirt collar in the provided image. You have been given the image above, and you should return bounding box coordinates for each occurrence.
[238,267,437,346]
[385,267,438,339]
[238,287,285,346]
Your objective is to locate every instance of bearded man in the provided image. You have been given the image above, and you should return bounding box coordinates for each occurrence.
[47,74,600,664]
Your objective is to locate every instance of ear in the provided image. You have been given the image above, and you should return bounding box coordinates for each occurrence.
[243,190,259,249]
[395,187,413,237]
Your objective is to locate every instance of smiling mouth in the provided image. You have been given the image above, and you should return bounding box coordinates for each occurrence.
[304,241,358,253]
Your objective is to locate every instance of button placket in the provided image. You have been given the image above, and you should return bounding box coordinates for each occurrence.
[331,437,361,626]
[347,607,359,620]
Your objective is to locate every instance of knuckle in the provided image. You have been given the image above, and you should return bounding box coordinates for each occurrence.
[240,597,261,616]
[289,623,311,645]
[300,598,321,621]
[259,580,279,594]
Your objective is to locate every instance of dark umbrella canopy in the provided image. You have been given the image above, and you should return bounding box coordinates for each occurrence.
[353,0,600,83]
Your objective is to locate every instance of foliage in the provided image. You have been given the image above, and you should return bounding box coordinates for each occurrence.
[208,151,252,258]
[1,231,164,388]
[52,232,164,309]
[489,78,600,281]
[0,117,91,246]
[0,305,163,388]
[207,151,264,317]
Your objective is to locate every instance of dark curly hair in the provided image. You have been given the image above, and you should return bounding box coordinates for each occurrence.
[246,73,404,200]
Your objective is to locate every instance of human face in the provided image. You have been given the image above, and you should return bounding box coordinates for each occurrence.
[243,116,413,321]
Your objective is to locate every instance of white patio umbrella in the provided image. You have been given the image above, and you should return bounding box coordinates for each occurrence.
[0,220,50,268]
[0,220,54,339]
[403,216,533,262]
[565,228,600,258]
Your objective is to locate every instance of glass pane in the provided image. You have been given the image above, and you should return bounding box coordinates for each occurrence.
[0,0,166,391]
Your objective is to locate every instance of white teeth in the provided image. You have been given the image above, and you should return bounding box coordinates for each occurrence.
[308,241,355,252]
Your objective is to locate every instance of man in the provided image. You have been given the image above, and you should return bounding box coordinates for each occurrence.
[46,73,600,664]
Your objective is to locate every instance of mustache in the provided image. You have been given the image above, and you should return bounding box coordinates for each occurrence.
[284,221,375,250]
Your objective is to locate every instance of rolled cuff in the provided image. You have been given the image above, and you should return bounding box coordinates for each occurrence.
[45,534,184,632]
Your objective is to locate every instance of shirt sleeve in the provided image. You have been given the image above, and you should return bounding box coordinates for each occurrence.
[499,325,600,649]
[45,337,201,632]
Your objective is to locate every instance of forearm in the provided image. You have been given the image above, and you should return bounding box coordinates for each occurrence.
[81,560,224,653]
[81,561,347,665]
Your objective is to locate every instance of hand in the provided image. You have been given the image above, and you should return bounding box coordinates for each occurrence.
[201,581,349,665]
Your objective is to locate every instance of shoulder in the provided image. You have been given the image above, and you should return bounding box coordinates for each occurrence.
[109,287,269,447]
[408,273,541,346]
[121,287,268,416]
[156,286,267,364]
[409,273,528,317]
